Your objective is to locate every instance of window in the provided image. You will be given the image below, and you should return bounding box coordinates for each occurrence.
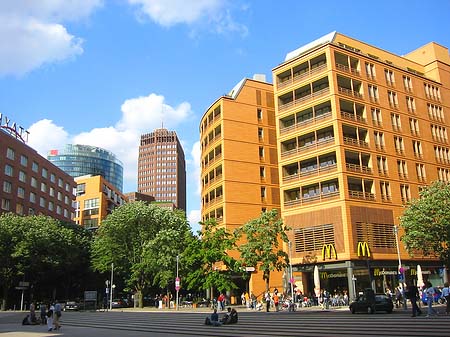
[413,140,423,158]
[19,170,26,182]
[42,168,48,179]
[257,108,263,120]
[377,156,388,175]
[20,155,28,166]
[65,183,70,192]
[57,191,62,201]
[409,118,419,136]
[371,108,382,126]
[31,177,37,188]
[49,187,55,197]
[374,131,385,150]
[31,161,38,172]
[391,113,401,131]
[416,163,426,181]
[258,127,264,139]
[57,205,62,215]
[50,174,56,183]
[394,136,404,154]
[424,83,441,101]
[380,181,391,201]
[403,75,413,92]
[435,146,450,164]
[48,201,54,211]
[17,187,25,198]
[40,182,47,193]
[261,187,266,198]
[84,198,100,209]
[260,166,266,178]
[76,183,86,196]
[6,147,15,160]
[259,146,265,158]
[39,197,46,207]
[58,178,63,188]
[387,91,398,108]
[384,69,395,86]
[3,181,12,193]
[431,124,448,143]
[365,62,376,79]
[16,203,24,215]
[368,84,378,103]
[4,164,13,177]
[397,160,408,179]
[400,184,411,203]
[406,96,415,113]
[427,103,444,122]
[1,199,10,211]
[30,192,36,203]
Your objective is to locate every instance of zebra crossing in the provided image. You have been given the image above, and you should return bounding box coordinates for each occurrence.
[58,308,450,337]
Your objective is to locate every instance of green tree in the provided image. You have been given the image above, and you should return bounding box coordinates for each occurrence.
[235,209,290,292]
[183,219,238,296]
[91,202,191,307]
[400,180,450,266]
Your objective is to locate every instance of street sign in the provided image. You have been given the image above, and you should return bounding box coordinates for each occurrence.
[19,281,29,287]
[175,277,180,291]
[84,291,97,301]
[15,286,27,290]
[245,267,255,272]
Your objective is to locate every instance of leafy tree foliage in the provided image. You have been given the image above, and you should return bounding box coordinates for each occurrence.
[235,209,290,292]
[91,202,191,307]
[183,219,238,295]
[0,214,91,310]
[400,181,450,266]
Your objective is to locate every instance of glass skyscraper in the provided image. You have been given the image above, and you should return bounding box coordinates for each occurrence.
[48,144,124,192]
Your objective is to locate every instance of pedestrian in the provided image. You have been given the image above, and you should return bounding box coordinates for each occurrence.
[46,304,54,332]
[250,292,257,310]
[273,292,279,312]
[241,292,246,306]
[265,291,271,312]
[29,302,36,324]
[217,293,224,311]
[54,300,62,330]
[39,303,47,325]
[425,281,437,317]
[442,282,450,315]
[407,284,422,317]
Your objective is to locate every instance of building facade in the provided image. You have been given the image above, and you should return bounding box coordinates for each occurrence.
[48,144,124,193]
[272,32,450,299]
[0,129,76,222]
[200,76,281,298]
[74,174,126,230]
[138,128,186,212]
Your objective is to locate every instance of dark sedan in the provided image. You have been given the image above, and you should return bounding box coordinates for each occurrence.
[349,294,393,314]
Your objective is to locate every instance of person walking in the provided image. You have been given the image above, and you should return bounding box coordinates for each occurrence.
[407,284,422,317]
[46,304,54,332]
[425,281,438,317]
[39,303,47,325]
[54,300,62,330]
[442,282,450,315]
[265,291,271,312]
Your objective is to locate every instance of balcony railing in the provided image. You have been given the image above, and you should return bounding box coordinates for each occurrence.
[338,86,363,99]
[335,63,360,76]
[348,190,375,201]
[340,111,366,123]
[281,137,335,159]
[345,163,372,174]
[280,111,332,135]
[343,137,368,148]
[278,87,330,112]
[277,64,327,90]
[284,190,340,208]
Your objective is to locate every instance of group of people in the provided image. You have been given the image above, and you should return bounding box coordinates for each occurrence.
[205,307,238,326]
[22,301,62,331]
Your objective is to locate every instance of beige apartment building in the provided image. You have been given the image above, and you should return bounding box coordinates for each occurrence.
[200,75,281,298]
[273,32,450,299]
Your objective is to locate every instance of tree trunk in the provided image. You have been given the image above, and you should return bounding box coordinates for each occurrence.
[1,286,8,311]
[138,290,143,308]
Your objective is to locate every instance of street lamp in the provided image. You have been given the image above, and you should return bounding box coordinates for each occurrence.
[288,241,294,301]
[109,263,114,311]
[393,225,407,309]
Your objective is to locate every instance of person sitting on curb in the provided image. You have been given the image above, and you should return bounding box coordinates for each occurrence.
[221,307,238,324]
[204,309,222,326]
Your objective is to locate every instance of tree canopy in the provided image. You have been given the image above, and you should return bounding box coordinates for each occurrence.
[400,181,450,266]
[91,202,191,307]
[235,209,290,292]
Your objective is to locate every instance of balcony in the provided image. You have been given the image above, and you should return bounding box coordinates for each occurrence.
[335,63,360,76]
[277,64,327,90]
[280,111,332,135]
[345,163,372,174]
[343,137,368,148]
[284,190,340,208]
[338,86,363,99]
[281,137,335,159]
[348,190,375,201]
[340,111,366,124]
[279,87,330,112]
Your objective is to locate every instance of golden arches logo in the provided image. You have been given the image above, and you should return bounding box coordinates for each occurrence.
[322,244,337,260]
[357,241,371,257]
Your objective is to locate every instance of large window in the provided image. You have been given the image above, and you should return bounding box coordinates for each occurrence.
[6,148,15,160]
[294,224,334,253]
[356,222,396,249]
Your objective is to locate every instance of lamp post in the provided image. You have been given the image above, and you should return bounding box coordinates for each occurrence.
[175,255,180,311]
[393,225,407,309]
[288,241,294,301]
[109,263,114,311]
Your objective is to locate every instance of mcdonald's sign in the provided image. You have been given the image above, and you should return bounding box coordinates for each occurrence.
[322,243,337,260]
[357,241,371,257]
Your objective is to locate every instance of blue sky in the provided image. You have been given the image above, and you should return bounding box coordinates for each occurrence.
[1,0,450,232]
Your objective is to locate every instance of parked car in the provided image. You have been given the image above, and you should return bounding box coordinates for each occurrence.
[111,299,126,308]
[350,294,393,314]
[64,301,79,311]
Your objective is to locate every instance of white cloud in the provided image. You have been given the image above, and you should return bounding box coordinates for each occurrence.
[188,209,201,233]
[0,0,102,76]
[27,93,193,194]
[128,0,247,36]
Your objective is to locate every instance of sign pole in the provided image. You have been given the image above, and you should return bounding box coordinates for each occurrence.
[176,256,180,311]
[109,263,114,311]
